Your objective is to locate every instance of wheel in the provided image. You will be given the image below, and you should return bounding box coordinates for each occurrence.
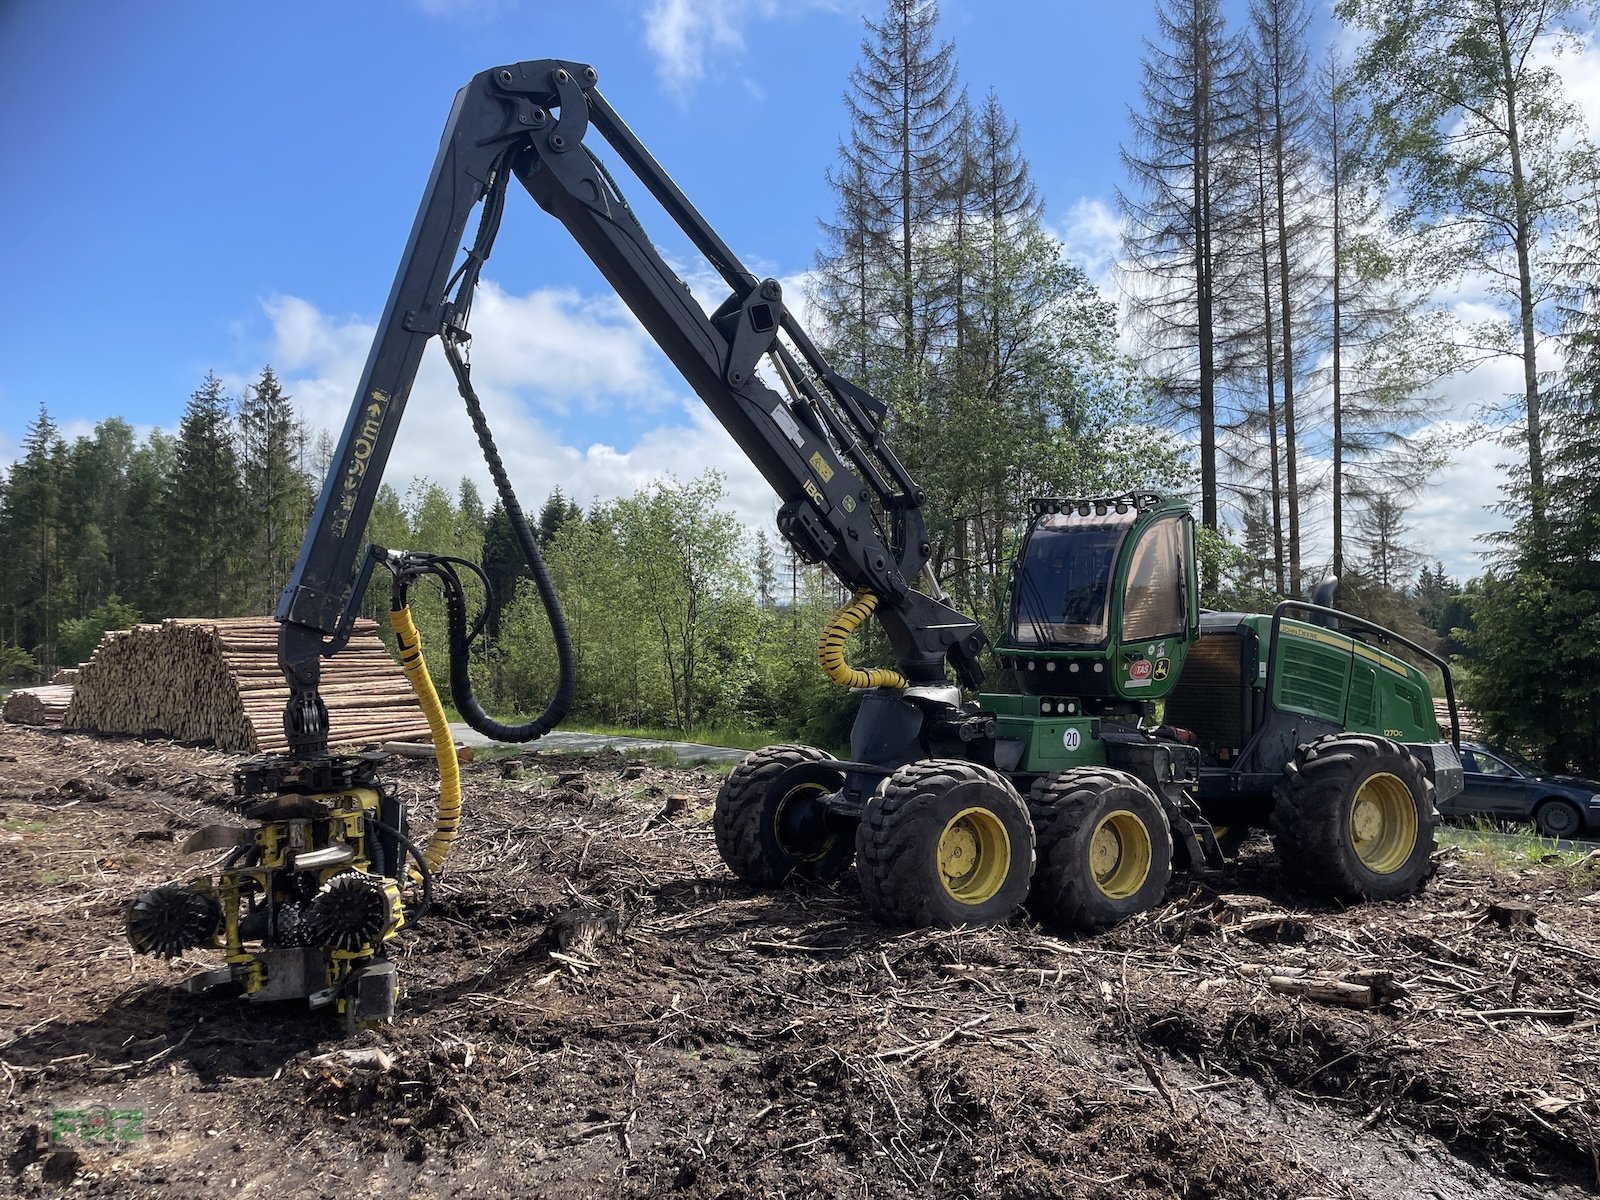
[855,760,1034,928]
[1535,797,1583,840]
[1271,734,1438,902]
[1027,768,1174,930]
[713,745,853,887]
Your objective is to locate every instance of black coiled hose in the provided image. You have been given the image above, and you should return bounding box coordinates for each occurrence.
[433,152,577,743]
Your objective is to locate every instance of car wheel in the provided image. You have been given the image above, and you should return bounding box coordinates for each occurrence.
[1534,797,1583,840]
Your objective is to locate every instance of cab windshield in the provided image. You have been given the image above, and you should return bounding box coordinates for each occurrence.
[1010,510,1135,647]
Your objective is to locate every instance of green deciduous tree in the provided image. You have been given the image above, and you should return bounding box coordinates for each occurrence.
[1339,0,1600,538]
[610,473,749,734]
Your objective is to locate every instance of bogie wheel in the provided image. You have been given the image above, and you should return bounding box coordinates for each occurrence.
[1027,768,1174,931]
[856,760,1034,928]
[714,745,852,887]
[1271,734,1438,902]
[1535,797,1583,840]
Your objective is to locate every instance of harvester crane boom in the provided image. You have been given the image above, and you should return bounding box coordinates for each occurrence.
[274,58,986,755]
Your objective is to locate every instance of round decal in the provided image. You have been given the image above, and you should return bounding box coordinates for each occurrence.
[1129,659,1152,680]
[1062,727,1081,752]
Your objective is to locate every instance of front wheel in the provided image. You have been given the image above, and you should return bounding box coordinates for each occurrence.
[1027,769,1174,931]
[714,745,853,887]
[1271,734,1438,902]
[855,760,1034,928]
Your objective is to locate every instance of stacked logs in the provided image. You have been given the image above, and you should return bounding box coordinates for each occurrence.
[1435,698,1483,743]
[63,617,434,753]
[2,685,75,727]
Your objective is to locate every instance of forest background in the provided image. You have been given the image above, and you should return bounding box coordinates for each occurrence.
[5,0,1600,771]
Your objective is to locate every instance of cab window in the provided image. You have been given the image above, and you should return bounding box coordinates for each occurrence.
[1121,518,1184,642]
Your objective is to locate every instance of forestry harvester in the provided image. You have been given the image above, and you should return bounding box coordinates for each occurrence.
[124,61,1464,1027]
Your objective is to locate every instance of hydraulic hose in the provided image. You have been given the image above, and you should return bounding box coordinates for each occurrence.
[818,590,908,690]
[435,155,576,743]
[390,604,462,882]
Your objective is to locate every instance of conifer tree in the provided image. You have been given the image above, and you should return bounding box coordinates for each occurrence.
[238,366,311,612]
[159,372,247,616]
[1120,0,1251,533]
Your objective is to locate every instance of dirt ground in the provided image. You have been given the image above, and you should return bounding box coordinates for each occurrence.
[3,724,1600,1199]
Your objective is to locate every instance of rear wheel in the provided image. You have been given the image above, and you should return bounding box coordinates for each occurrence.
[1535,797,1583,840]
[714,745,852,887]
[856,760,1034,928]
[1271,734,1437,901]
[1027,769,1173,930]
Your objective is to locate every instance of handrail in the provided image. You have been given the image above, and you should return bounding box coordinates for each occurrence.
[1264,601,1459,749]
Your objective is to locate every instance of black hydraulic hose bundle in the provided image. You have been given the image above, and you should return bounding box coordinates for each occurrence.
[430,153,577,742]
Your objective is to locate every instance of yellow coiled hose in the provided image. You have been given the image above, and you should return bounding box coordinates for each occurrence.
[390,606,462,883]
[817,590,908,690]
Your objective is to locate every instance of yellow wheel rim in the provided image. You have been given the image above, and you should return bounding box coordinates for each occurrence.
[1349,772,1417,874]
[937,806,1011,905]
[1089,809,1153,899]
[773,783,835,862]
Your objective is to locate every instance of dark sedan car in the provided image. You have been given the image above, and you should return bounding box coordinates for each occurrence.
[1439,742,1600,839]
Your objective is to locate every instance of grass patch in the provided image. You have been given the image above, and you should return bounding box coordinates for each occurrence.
[3,818,47,833]
[1438,823,1581,870]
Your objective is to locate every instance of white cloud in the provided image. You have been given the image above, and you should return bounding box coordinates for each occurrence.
[266,287,782,553]
[1055,196,1122,292]
[1407,420,1514,577]
[644,0,751,97]
[640,0,844,99]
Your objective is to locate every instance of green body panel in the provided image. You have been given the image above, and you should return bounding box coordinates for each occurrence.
[1244,615,1438,743]
[982,693,1107,774]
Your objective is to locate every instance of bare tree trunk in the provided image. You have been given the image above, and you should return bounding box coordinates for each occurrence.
[1493,0,1545,535]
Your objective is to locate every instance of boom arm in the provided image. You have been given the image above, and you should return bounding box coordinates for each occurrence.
[276,60,987,752]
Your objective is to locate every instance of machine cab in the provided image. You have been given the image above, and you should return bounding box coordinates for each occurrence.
[997,492,1199,702]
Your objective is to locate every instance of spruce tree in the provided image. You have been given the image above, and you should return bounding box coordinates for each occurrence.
[238,366,311,612]
[819,0,965,384]
[1120,0,1251,533]
[159,372,247,616]
[0,406,66,665]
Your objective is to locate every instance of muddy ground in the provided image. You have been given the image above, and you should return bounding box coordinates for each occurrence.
[2,724,1599,1199]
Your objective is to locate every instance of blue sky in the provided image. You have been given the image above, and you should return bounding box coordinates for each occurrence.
[0,0,1147,436]
[1,0,1591,578]
[0,0,1167,554]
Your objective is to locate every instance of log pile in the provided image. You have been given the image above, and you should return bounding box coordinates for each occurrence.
[2,685,75,727]
[1435,697,1484,743]
[62,617,434,753]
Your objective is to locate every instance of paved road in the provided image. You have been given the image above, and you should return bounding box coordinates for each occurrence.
[449,722,747,765]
